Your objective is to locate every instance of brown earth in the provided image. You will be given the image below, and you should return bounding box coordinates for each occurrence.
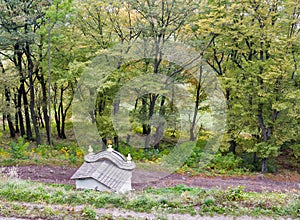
[2,165,300,192]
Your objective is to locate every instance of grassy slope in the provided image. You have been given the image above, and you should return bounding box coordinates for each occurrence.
[0,175,299,219]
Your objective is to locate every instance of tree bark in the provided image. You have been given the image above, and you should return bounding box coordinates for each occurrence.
[114,136,119,150]
[53,84,61,137]
[0,60,15,137]
[190,65,203,141]
[13,93,19,133]
[25,38,41,144]
[141,96,148,135]
[21,81,33,140]
[2,115,5,131]
[261,158,268,173]
[17,87,25,136]
[145,94,158,148]
[4,88,15,138]
[154,96,166,148]
[229,140,236,155]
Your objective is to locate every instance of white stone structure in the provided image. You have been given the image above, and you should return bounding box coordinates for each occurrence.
[71,145,135,193]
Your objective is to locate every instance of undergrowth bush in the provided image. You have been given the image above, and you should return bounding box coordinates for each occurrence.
[208,152,243,172]
[9,137,30,159]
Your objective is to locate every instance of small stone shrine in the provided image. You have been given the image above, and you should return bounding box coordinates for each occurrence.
[71,142,135,193]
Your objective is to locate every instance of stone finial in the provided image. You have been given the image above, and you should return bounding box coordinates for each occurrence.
[107,144,113,152]
[127,153,132,163]
[88,145,94,154]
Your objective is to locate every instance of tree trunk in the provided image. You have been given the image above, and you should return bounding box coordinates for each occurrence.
[145,94,158,148]
[38,107,44,128]
[261,158,268,173]
[190,65,203,141]
[13,93,19,133]
[4,88,15,138]
[61,114,66,139]
[113,84,120,150]
[20,79,33,140]
[253,152,258,164]
[141,96,148,135]
[154,96,166,148]
[229,140,236,155]
[89,89,96,123]
[54,85,61,138]
[102,138,107,149]
[2,115,5,131]
[25,39,41,145]
[61,86,74,139]
[15,112,19,133]
[17,87,25,136]
[126,134,130,145]
[0,60,15,137]
[114,136,119,150]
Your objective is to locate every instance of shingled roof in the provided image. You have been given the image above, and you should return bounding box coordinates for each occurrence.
[71,149,135,192]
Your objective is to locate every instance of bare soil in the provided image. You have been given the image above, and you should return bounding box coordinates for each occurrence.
[2,165,300,192]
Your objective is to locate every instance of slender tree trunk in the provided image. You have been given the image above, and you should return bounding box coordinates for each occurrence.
[55,85,73,139]
[261,158,268,173]
[54,107,61,137]
[4,88,15,138]
[17,88,25,136]
[229,140,236,155]
[25,39,41,144]
[42,81,51,143]
[61,114,66,139]
[145,94,158,148]
[141,96,148,135]
[15,112,19,133]
[38,107,44,128]
[258,103,269,173]
[60,87,67,139]
[53,84,61,138]
[126,134,130,145]
[253,152,258,164]
[29,75,40,143]
[2,115,5,131]
[225,86,237,154]
[61,98,73,139]
[102,138,107,149]
[190,65,203,141]
[0,60,15,137]
[22,82,33,140]
[13,93,19,133]
[154,96,166,148]
[14,43,29,138]
[89,88,96,124]
[114,136,119,150]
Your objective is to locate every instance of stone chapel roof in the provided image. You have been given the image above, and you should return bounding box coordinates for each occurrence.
[71,149,135,191]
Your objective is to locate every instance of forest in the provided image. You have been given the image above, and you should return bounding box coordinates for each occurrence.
[0,0,300,175]
[0,0,300,219]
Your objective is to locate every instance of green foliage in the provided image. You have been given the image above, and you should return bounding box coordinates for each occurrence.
[0,0,299,175]
[182,139,246,175]
[9,137,30,159]
[203,197,215,206]
[81,205,98,220]
[187,0,300,172]
[117,141,172,162]
[224,186,245,202]
[289,144,300,159]
[208,152,243,173]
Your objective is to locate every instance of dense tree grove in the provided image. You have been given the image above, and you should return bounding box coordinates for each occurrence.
[0,0,299,172]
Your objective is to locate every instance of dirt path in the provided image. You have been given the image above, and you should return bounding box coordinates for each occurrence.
[2,165,300,192]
